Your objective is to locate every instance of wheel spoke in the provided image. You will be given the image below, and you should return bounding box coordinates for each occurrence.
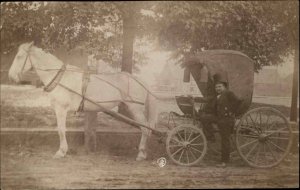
[259,111,262,127]
[265,127,288,137]
[176,131,185,142]
[267,121,278,131]
[170,137,183,145]
[268,136,289,140]
[254,112,259,125]
[248,114,256,126]
[267,139,286,152]
[190,146,202,153]
[189,134,202,143]
[266,140,277,162]
[239,139,259,149]
[254,144,261,164]
[171,147,184,157]
[186,130,193,142]
[178,148,185,162]
[262,143,267,164]
[245,141,259,159]
[184,129,187,141]
[190,143,204,146]
[239,126,260,135]
[186,149,190,164]
[248,114,261,133]
[188,149,197,160]
[239,134,259,139]
[169,144,184,148]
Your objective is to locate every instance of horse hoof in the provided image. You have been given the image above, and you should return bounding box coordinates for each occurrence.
[53,150,66,159]
[136,151,147,161]
[136,156,146,161]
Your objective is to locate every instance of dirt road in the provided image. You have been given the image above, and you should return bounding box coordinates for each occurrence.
[1,144,299,189]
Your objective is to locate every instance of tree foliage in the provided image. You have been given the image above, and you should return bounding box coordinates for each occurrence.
[155,1,299,71]
[1,1,298,72]
[1,2,155,71]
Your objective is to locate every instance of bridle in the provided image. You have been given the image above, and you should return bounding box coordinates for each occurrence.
[19,45,34,75]
[18,44,67,92]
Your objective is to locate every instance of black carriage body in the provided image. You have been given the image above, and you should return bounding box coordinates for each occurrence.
[183,50,255,113]
[175,50,254,118]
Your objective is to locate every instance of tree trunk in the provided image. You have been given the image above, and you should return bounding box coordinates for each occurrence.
[290,11,299,123]
[121,16,136,73]
[118,13,136,116]
[290,47,299,122]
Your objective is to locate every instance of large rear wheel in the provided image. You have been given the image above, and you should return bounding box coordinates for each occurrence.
[235,107,293,168]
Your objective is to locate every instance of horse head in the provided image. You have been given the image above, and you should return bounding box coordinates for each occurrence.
[9,41,34,83]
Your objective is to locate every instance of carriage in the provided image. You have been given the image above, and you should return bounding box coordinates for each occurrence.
[164,50,294,168]
[9,43,293,168]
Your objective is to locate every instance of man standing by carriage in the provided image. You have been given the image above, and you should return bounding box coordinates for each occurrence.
[200,72,242,168]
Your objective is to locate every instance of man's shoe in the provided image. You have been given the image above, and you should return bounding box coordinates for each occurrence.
[216,162,227,168]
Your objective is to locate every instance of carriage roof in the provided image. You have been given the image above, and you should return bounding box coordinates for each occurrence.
[182,49,254,109]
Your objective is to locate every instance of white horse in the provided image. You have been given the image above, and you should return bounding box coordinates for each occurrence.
[9,42,158,160]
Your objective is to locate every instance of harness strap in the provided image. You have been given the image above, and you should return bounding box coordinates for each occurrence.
[44,64,67,92]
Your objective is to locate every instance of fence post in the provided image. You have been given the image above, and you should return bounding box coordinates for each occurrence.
[84,111,97,153]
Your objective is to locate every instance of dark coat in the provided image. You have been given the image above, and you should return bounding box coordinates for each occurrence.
[210,90,241,118]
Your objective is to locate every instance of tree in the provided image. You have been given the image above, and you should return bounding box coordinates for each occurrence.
[0,2,155,72]
[155,1,298,72]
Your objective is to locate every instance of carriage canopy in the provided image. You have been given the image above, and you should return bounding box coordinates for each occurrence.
[182,50,254,111]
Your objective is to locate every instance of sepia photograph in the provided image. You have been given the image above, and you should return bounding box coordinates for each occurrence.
[1,1,299,189]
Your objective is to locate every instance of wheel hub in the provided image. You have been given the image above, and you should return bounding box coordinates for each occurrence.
[182,142,191,149]
[258,133,268,142]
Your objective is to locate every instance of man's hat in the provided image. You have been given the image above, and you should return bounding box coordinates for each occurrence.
[213,72,228,87]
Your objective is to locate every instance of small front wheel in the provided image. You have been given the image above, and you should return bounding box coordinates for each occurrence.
[166,125,207,166]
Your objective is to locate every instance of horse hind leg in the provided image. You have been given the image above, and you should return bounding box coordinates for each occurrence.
[53,104,69,159]
[126,104,152,161]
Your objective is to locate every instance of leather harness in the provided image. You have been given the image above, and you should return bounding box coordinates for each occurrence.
[44,64,67,92]
[20,47,145,113]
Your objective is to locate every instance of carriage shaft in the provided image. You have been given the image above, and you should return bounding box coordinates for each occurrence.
[58,83,165,137]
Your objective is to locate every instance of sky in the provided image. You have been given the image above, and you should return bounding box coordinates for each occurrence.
[136,51,172,86]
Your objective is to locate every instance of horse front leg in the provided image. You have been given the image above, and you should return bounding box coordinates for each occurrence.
[53,105,68,159]
[132,110,153,161]
[136,126,152,161]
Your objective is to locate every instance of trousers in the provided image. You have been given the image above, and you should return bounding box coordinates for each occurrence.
[200,113,234,163]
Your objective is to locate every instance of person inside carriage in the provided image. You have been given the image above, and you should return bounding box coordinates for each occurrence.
[199,72,242,168]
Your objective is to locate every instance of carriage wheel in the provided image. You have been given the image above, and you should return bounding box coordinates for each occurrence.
[166,125,207,166]
[235,107,293,168]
